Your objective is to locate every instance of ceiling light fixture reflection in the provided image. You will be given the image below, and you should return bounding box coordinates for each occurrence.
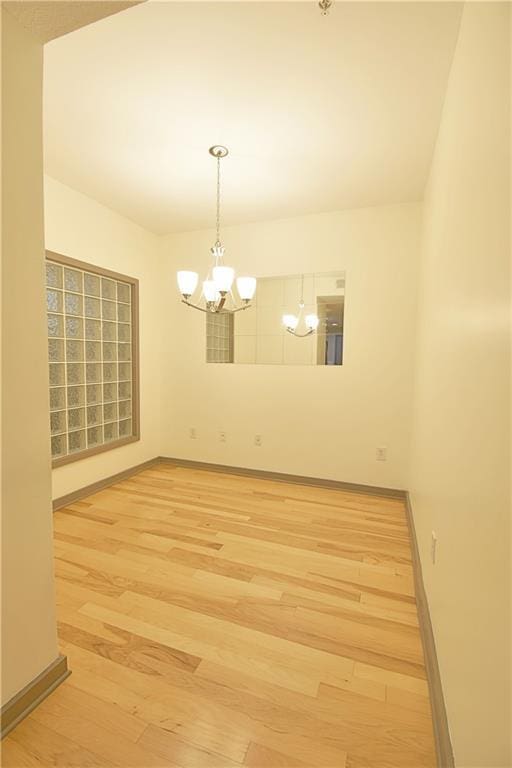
[176,146,256,314]
[282,275,319,337]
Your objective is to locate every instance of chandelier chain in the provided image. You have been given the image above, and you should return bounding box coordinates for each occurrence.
[216,155,221,246]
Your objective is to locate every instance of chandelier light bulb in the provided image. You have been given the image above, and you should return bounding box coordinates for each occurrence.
[177,270,199,297]
[305,313,320,330]
[212,265,235,294]
[283,314,299,330]
[203,280,220,303]
[236,276,257,301]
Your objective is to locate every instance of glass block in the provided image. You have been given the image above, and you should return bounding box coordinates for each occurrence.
[119,399,131,419]
[87,426,103,447]
[103,382,117,402]
[118,343,131,361]
[51,434,66,458]
[67,385,85,408]
[66,316,83,339]
[47,314,63,338]
[49,363,65,387]
[49,387,65,411]
[87,404,101,426]
[103,363,116,382]
[47,289,63,313]
[85,319,101,340]
[66,340,84,362]
[85,296,101,318]
[84,273,100,296]
[119,418,132,438]
[65,292,83,316]
[46,262,63,289]
[104,422,119,442]
[102,300,116,321]
[102,321,116,342]
[85,341,101,362]
[68,407,85,430]
[103,342,117,361]
[64,268,82,293]
[117,323,131,343]
[86,384,102,404]
[67,363,85,385]
[50,410,66,435]
[118,362,131,381]
[101,278,116,300]
[117,302,130,323]
[117,282,131,303]
[68,430,86,454]
[86,363,101,383]
[48,338,64,362]
[103,402,118,422]
[118,381,131,400]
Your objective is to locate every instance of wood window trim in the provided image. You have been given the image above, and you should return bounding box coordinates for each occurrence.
[46,250,140,468]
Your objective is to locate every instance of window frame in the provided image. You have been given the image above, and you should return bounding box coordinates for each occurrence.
[46,250,140,468]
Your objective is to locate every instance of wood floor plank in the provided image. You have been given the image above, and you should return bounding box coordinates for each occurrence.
[3,463,435,768]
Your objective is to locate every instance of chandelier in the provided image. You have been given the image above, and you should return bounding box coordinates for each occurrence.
[282,274,320,337]
[177,146,256,314]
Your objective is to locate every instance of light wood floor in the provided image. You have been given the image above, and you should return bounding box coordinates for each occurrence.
[2,464,435,768]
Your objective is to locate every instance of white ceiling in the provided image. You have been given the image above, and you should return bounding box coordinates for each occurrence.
[44,1,463,235]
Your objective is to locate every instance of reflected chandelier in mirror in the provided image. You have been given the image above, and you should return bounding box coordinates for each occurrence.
[206,271,345,365]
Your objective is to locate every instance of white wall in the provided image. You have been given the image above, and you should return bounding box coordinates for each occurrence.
[161,203,421,489]
[44,176,163,499]
[409,3,511,766]
[1,9,59,704]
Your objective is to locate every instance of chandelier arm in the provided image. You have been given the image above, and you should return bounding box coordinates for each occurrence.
[286,328,314,338]
[181,299,210,313]
[181,298,253,315]
[229,303,252,314]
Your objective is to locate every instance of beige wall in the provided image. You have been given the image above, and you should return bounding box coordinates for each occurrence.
[161,203,421,489]
[44,176,163,499]
[1,9,59,703]
[409,3,511,766]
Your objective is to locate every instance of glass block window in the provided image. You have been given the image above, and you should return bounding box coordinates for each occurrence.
[206,312,234,363]
[46,252,139,466]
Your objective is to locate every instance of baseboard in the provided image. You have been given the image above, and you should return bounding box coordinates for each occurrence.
[157,456,407,499]
[1,655,70,739]
[52,457,161,511]
[405,493,454,768]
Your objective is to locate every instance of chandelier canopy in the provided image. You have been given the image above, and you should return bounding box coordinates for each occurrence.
[177,146,256,314]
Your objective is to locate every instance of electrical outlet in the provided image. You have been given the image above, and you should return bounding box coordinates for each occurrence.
[376,445,387,461]
[219,431,226,443]
[189,427,197,440]
[254,434,262,447]
[431,531,437,564]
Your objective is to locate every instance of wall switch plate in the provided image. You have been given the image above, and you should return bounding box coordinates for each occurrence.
[189,427,197,439]
[219,431,226,443]
[376,445,387,461]
[254,434,262,447]
[431,531,437,564]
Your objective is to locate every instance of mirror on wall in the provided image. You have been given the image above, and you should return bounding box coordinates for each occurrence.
[206,271,345,365]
